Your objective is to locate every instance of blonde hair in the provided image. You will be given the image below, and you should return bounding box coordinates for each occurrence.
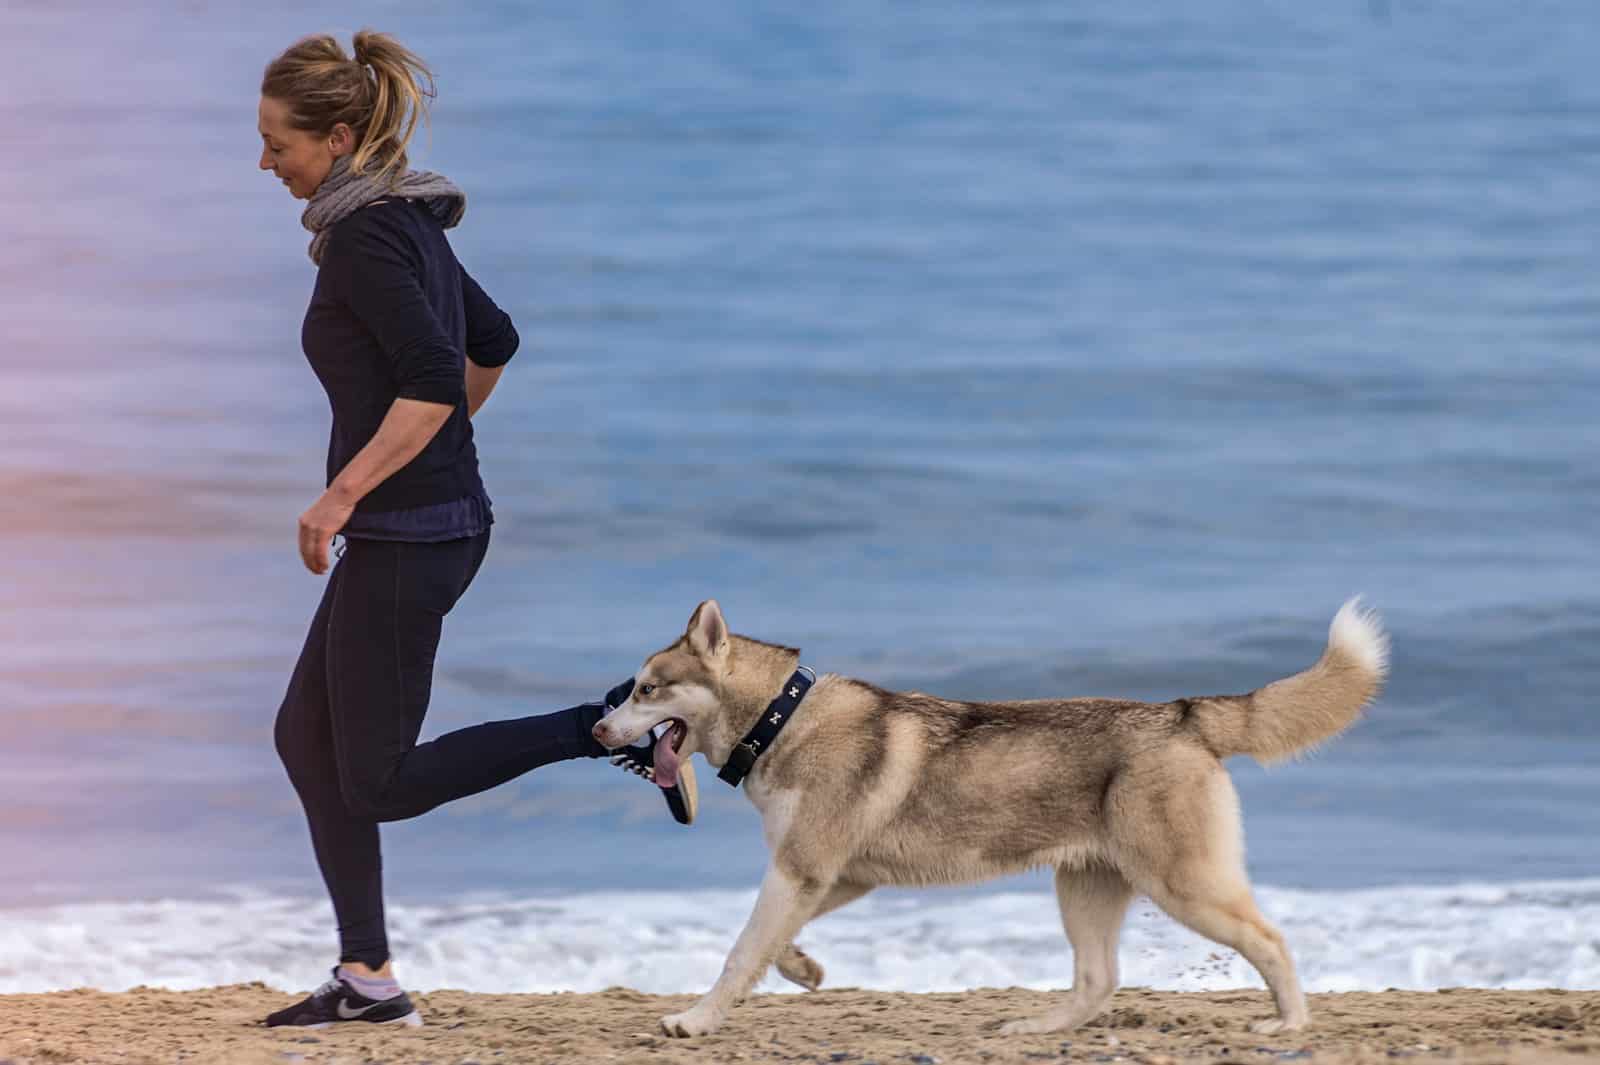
[261,29,435,181]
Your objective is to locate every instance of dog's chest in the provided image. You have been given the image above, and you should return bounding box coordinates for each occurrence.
[741,773,798,849]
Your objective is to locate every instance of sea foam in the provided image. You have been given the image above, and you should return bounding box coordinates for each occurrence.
[1,879,1596,995]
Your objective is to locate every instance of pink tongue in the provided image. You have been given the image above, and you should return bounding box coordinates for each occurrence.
[652,732,680,789]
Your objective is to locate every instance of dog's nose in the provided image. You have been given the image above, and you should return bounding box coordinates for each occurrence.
[592,721,613,747]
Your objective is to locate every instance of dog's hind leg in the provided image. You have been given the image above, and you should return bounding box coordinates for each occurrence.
[1000,863,1133,1035]
[1116,757,1309,1033]
[661,863,827,1037]
[1142,879,1307,1033]
[776,880,874,991]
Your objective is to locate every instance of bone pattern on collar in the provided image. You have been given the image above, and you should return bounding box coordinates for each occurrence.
[717,666,815,788]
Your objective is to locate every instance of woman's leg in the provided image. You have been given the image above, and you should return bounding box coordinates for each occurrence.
[276,528,607,971]
[325,528,609,825]
[273,559,389,969]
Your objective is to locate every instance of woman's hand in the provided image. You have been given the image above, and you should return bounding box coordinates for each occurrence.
[296,397,451,574]
[298,490,356,574]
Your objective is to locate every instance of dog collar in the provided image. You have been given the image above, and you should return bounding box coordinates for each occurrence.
[717,665,815,788]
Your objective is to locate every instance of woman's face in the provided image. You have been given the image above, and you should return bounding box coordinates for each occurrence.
[258,96,351,200]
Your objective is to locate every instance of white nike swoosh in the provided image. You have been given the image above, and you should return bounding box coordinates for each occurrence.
[336,998,384,1020]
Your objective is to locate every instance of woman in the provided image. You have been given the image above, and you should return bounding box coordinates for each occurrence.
[259,30,696,1029]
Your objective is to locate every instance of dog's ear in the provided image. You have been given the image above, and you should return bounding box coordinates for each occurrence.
[686,599,728,659]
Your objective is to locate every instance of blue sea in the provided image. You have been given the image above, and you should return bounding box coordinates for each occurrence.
[0,1,1596,994]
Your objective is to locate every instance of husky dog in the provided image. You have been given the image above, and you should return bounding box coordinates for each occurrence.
[593,598,1387,1038]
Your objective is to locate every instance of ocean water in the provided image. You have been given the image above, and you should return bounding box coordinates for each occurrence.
[1,1,1597,993]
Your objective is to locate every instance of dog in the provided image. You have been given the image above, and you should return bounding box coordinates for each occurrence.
[593,598,1387,1038]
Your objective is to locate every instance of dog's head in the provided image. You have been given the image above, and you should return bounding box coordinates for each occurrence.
[591,599,732,777]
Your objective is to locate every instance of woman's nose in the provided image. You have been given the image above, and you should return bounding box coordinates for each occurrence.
[259,148,274,171]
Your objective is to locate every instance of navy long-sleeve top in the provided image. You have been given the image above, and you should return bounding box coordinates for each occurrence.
[301,198,519,534]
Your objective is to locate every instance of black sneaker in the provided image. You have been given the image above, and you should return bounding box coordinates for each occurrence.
[602,678,698,826]
[263,967,423,1028]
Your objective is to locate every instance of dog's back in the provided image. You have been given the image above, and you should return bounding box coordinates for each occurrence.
[752,685,1182,885]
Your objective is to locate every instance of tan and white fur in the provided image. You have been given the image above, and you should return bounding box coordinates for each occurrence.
[593,598,1388,1039]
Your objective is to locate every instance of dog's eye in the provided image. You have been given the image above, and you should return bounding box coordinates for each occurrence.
[639,683,656,696]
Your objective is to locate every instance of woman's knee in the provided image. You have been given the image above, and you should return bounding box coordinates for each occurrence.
[273,697,305,774]
[274,694,335,796]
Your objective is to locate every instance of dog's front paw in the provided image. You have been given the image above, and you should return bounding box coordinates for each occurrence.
[661,1006,723,1038]
[776,946,825,991]
[1249,1017,1309,1035]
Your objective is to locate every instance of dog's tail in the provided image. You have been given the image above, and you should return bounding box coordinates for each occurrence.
[1183,598,1389,764]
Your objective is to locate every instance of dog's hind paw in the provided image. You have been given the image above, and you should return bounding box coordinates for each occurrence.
[1249,1017,1309,1035]
[661,1007,723,1038]
[776,946,824,991]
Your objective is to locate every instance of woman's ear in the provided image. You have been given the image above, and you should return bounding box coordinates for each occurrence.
[327,122,355,157]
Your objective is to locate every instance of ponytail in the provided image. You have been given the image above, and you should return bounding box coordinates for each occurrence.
[261,29,435,182]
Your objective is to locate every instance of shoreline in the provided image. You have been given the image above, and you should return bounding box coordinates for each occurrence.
[1,987,1595,1065]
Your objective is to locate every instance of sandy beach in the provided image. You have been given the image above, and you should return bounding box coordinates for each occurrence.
[1,987,1595,1065]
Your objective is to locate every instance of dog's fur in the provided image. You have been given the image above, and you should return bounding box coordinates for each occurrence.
[593,598,1388,1038]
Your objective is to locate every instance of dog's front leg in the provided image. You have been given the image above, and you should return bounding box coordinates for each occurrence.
[661,864,822,1038]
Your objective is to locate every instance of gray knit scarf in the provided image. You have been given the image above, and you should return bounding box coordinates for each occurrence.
[301,155,466,265]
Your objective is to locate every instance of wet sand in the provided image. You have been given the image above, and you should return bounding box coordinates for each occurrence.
[1,986,1596,1065]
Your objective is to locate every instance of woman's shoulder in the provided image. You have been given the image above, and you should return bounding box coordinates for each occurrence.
[324,199,440,269]
[331,197,421,236]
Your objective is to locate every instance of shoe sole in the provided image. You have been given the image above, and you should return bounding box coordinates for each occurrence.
[304,1011,424,1030]
[673,759,699,825]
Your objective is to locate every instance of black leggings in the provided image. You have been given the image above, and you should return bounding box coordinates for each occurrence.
[273,528,607,968]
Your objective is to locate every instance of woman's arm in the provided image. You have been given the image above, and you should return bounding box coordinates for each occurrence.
[297,397,454,574]
[461,268,518,418]
[466,358,504,418]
